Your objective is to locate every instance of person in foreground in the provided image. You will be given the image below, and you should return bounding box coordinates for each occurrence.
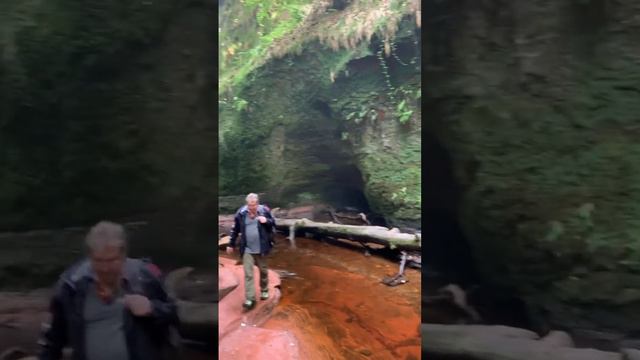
[38,221,179,360]
[226,193,276,311]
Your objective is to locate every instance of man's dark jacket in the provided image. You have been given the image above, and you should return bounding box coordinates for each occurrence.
[38,258,179,360]
[229,204,276,256]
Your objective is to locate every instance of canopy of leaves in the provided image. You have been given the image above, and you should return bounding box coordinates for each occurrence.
[218,0,420,95]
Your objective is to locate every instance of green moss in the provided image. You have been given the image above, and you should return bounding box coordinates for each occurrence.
[219,0,312,94]
[358,138,421,224]
[0,0,215,230]
[432,60,640,312]
[219,8,421,224]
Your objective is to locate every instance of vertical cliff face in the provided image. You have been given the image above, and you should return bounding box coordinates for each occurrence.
[424,0,640,334]
[0,0,217,285]
[0,0,216,230]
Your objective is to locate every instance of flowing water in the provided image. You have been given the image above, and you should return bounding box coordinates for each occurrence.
[222,234,422,360]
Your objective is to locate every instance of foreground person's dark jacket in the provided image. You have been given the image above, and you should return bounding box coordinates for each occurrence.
[38,258,179,360]
[229,204,276,257]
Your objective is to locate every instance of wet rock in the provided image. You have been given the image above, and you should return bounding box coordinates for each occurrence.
[422,324,622,360]
[423,324,540,340]
[541,330,574,347]
[0,291,51,353]
[218,235,230,248]
[218,215,235,237]
[437,284,481,323]
[163,267,217,344]
[218,326,300,359]
[622,348,640,360]
[614,289,640,306]
[218,265,238,301]
[167,268,217,303]
[620,339,640,350]
[572,329,626,351]
[0,347,28,360]
[218,257,282,340]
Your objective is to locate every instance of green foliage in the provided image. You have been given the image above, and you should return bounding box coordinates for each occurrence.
[343,99,378,125]
[361,140,421,223]
[396,99,413,124]
[219,0,419,96]
[219,0,311,94]
[218,10,421,224]
[220,96,249,112]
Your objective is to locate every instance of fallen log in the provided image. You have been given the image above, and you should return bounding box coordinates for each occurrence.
[421,324,623,360]
[275,218,421,250]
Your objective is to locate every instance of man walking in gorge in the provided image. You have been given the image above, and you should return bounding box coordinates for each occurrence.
[226,193,276,311]
[38,221,179,360]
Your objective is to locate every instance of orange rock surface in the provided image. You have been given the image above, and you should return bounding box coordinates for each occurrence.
[218,256,301,359]
[221,236,421,360]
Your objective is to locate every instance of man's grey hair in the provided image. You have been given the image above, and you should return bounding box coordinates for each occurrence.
[246,193,259,203]
[85,221,127,253]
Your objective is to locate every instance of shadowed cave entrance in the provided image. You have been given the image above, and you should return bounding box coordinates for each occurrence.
[423,129,537,330]
[423,131,477,287]
[274,99,388,226]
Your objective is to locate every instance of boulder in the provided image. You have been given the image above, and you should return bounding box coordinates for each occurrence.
[542,331,575,348]
[422,324,623,360]
[218,264,239,301]
[218,215,235,237]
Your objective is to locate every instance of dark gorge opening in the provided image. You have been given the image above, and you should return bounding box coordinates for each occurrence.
[422,121,539,331]
[421,0,543,329]
[423,131,477,287]
[291,98,385,224]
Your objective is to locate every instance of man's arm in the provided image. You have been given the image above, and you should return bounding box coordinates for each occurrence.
[140,268,178,327]
[262,207,276,246]
[229,211,242,249]
[38,284,68,360]
[263,207,276,228]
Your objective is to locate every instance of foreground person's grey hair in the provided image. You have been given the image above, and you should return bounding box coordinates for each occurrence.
[246,193,259,202]
[85,221,127,253]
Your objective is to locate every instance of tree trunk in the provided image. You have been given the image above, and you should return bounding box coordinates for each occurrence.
[275,218,421,250]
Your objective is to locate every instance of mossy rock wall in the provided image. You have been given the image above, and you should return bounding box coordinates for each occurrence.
[0,0,216,230]
[219,20,421,227]
[425,0,640,333]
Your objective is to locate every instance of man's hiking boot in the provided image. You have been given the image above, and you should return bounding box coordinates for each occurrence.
[242,300,256,311]
[260,290,269,300]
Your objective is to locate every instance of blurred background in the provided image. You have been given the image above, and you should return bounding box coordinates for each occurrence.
[0,0,217,288]
[0,0,217,357]
[422,0,640,357]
